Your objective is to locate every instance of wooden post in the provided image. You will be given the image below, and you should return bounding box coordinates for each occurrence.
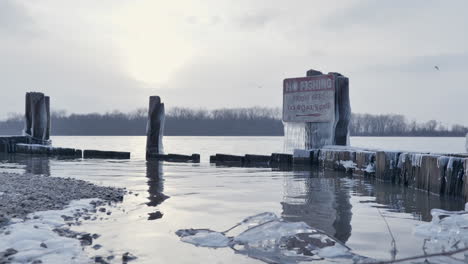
[331,72,351,145]
[24,92,48,141]
[304,70,334,149]
[24,93,32,136]
[45,96,51,141]
[146,96,165,160]
[303,69,351,148]
[32,93,47,141]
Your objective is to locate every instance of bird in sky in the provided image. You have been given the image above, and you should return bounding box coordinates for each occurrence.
[434,66,440,70]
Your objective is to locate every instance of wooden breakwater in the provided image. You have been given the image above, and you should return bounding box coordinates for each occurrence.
[210,146,468,202]
[309,146,468,202]
[0,137,130,159]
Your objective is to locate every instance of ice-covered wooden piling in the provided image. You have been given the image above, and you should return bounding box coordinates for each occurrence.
[209,146,468,201]
[146,96,165,160]
[315,146,468,202]
[288,70,350,149]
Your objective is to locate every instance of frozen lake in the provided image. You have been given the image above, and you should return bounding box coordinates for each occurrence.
[0,136,466,263]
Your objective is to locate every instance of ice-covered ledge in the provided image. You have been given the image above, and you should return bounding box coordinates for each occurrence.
[294,145,468,202]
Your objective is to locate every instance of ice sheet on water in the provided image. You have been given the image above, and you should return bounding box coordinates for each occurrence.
[176,229,231,248]
[413,203,468,263]
[239,212,278,226]
[176,212,367,264]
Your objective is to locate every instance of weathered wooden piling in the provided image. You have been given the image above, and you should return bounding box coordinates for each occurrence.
[292,149,313,165]
[0,136,32,153]
[375,151,400,182]
[210,154,245,165]
[270,153,293,165]
[24,93,33,136]
[146,96,165,160]
[83,150,130,159]
[148,153,200,163]
[31,93,47,140]
[244,154,271,165]
[354,150,376,176]
[45,96,51,140]
[15,144,82,157]
[314,146,468,201]
[24,92,50,142]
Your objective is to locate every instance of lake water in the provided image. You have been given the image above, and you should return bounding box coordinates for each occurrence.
[0,136,466,263]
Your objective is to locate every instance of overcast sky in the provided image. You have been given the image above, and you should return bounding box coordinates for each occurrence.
[1,0,467,125]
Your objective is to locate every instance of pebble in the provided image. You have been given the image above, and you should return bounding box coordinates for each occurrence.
[0,172,125,223]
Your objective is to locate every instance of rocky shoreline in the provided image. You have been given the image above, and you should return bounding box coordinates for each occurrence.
[0,172,124,225]
[0,172,128,263]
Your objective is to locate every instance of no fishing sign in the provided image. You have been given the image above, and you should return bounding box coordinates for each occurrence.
[282,74,335,123]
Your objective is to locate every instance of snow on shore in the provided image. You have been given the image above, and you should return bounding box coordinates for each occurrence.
[0,199,98,263]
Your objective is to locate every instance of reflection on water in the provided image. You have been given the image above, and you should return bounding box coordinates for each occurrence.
[0,153,50,176]
[281,169,352,243]
[146,161,169,220]
[0,134,467,263]
[351,178,465,221]
[281,167,465,249]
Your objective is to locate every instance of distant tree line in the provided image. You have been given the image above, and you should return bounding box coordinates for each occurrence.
[0,107,283,136]
[350,113,468,137]
[0,108,467,136]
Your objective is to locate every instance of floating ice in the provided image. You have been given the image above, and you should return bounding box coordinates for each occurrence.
[414,203,468,263]
[176,229,231,248]
[176,212,367,264]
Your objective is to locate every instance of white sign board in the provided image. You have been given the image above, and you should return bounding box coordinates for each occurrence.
[283,74,335,123]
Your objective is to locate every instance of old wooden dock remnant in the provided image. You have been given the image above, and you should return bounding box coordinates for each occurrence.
[146,96,165,160]
[283,69,351,149]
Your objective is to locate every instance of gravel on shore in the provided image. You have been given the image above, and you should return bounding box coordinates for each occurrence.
[0,172,125,225]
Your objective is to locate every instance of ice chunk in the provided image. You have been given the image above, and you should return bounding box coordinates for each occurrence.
[239,212,279,226]
[338,160,357,171]
[364,163,375,173]
[397,152,407,169]
[176,229,231,248]
[176,212,366,263]
[414,203,468,257]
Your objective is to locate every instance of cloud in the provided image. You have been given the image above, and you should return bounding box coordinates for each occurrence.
[235,10,278,30]
[364,53,468,73]
[0,0,37,37]
[1,0,468,125]
[0,0,149,118]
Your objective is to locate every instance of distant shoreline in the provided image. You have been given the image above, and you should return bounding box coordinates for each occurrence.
[1,108,467,137]
[1,134,465,138]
